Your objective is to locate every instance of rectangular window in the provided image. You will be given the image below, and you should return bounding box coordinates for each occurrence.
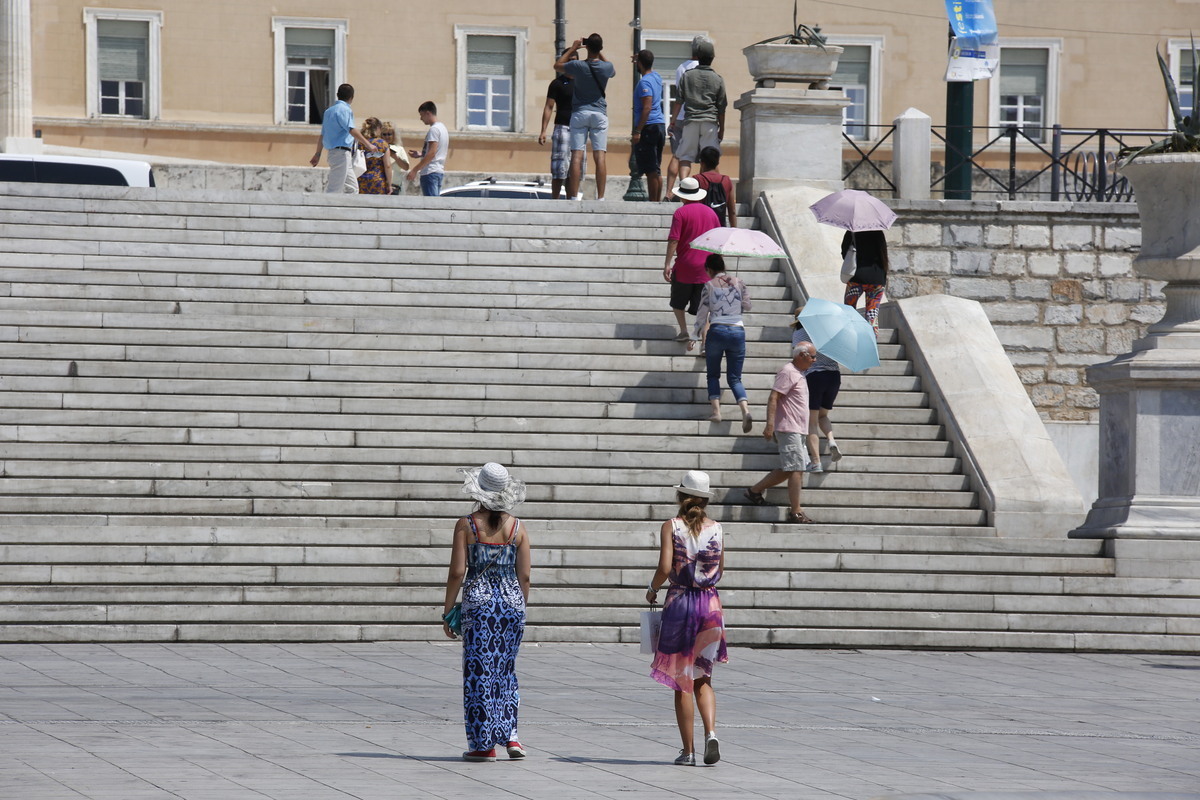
[1176,47,1196,122]
[466,35,516,130]
[285,27,334,123]
[85,10,161,120]
[998,48,1048,141]
[272,18,346,126]
[645,37,697,122]
[833,45,871,139]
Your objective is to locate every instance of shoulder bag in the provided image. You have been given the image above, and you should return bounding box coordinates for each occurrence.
[840,232,857,283]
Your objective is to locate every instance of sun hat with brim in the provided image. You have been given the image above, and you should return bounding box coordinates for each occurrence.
[459,462,526,512]
[673,177,707,201]
[674,470,714,499]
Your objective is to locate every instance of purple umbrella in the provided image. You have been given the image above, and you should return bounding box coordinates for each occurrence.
[808,189,897,232]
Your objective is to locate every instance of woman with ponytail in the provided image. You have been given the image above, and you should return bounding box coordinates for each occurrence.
[646,471,728,767]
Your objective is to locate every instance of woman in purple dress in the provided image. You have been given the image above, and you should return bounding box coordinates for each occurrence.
[646,470,728,766]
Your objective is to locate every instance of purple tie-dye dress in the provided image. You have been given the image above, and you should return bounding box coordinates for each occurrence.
[650,518,728,694]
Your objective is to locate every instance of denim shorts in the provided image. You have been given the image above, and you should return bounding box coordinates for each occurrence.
[569,108,609,152]
[776,432,808,472]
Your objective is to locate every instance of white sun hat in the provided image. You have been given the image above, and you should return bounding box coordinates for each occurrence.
[674,470,714,499]
[458,462,527,512]
[672,176,707,201]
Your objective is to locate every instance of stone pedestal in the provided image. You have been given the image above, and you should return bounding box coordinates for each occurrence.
[1071,154,1200,541]
[0,0,40,154]
[735,43,848,200]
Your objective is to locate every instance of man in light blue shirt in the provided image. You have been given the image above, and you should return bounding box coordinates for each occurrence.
[310,83,377,194]
[631,49,666,201]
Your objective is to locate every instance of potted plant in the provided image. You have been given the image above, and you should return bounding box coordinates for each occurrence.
[1113,37,1200,339]
[743,3,842,88]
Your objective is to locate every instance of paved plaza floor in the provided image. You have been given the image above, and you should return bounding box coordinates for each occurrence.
[1,642,1198,800]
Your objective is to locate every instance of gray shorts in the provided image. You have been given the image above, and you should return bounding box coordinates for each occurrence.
[776,432,808,472]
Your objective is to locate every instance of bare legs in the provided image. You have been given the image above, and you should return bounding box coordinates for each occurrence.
[566,150,585,200]
[678,160,693,182]
[646,172,662,203]
[708,397,750,425]
[749,469,804,515]
[673,308,688,339]
[673,677,716,753]
[807,409,837,465]
[551,178,564,199]
[593,149,607,200]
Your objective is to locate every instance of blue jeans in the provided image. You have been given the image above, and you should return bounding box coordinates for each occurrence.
[705,324,747,402]
[420,172,443,196]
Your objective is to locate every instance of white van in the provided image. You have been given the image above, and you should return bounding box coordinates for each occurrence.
[0,154,155,188]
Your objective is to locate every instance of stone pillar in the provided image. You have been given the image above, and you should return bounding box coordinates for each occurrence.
[0,0,41,154]
[892,108,931,200]
[1071,154,1200,544]
[735,43,849,200]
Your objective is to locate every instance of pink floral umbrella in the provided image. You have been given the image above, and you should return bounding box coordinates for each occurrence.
[689,228,787,259]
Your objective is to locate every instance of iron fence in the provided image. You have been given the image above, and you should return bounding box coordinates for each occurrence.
[931,125,1173,202]
[842,125,896,192]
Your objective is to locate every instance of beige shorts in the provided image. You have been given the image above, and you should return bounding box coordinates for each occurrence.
[775,432,808,472]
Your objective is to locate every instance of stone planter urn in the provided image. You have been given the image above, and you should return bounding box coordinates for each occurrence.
[743,42,842,88]
[1070,152,1200,541]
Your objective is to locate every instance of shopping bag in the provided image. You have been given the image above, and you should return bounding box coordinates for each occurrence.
[639,608,663,654]
[352,147,367,178]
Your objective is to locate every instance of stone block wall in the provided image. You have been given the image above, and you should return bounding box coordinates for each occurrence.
[886,200,1161,421]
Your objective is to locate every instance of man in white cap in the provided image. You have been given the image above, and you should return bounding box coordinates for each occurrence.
[744,341,818,524]
[664,176,720,341]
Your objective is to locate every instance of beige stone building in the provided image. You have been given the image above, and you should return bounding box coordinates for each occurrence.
[13,1,1200,179]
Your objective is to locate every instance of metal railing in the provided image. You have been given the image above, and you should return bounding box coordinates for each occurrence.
[930,125,1173,202]
[842,125,896,191]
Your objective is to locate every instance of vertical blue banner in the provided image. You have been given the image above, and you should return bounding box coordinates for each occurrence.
[945,0,999,81]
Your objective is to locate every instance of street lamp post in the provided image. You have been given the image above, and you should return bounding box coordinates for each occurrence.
[622,0,648,201]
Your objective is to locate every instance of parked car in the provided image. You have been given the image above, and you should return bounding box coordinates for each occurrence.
[440,178,558,200]
[0,154,155,187]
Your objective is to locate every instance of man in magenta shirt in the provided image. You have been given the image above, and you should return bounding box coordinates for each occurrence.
[744,341,818,523]
[663,176,720,341]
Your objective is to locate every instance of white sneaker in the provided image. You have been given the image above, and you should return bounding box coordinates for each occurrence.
[703,733,721,765]
[806,461,823,473]
[674,749,696,766]
[829,444,843,462]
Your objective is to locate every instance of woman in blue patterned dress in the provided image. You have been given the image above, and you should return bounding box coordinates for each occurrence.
[442,462,532,762]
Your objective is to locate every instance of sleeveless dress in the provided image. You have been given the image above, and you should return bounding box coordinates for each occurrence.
[650,518,728,693]
[357,136,390,194]
[461,515,526,751]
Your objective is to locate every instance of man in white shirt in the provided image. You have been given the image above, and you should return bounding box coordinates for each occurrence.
[407,101,449,196]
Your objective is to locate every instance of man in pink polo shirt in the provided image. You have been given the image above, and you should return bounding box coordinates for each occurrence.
[663,176,720,341]
[744,341,818,523]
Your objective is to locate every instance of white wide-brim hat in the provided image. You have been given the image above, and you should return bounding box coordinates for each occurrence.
[673,176,707,201]
[674,470,713,499]
[459,462,526,512]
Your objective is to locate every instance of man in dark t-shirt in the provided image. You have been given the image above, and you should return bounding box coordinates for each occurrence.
[538,65,585,199]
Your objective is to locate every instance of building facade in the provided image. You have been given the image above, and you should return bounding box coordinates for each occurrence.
[17,1,1200,179]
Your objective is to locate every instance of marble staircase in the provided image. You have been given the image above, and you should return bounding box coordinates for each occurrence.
[0,184,1197,651]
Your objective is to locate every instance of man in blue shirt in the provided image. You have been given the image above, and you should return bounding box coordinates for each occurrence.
[309,83,377,194]
[631,49,666,202]
[555,33,616,200]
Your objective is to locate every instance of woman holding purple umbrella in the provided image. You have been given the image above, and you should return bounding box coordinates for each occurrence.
[646,470,728,767]
[841,229,889,334]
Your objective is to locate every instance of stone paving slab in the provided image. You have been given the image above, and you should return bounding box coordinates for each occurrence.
[0,642,1198,800]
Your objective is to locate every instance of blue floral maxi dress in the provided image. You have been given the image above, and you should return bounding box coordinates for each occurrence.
[461,515,526,751]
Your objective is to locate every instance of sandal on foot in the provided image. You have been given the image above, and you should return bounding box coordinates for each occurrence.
[787,512,815,524]
[829,443,843,462]
[741,411,753,433]
[744,488,769,506]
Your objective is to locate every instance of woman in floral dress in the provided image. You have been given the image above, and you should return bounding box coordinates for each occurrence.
[646,470,728,766]
[356,117,391,194]
[442,462,532,762]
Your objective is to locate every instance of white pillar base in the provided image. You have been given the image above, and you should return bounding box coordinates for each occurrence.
[2,135,41,154]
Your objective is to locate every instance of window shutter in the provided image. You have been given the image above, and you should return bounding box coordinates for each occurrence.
[833,45,871,88]
[97,20,148,82]
[1000,48,1048,96]
[286,27,335,61]
[467,35,515,77]
[645,39,694,77]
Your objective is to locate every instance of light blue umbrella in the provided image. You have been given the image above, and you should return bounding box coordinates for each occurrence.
[796,298,880,373]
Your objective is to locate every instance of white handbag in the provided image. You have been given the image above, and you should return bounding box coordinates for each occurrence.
[639,608,663,654]
[351,146,367,178]
[840,233,857,283]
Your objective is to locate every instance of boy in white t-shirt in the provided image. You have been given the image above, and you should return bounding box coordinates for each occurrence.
[407,101,449,196]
